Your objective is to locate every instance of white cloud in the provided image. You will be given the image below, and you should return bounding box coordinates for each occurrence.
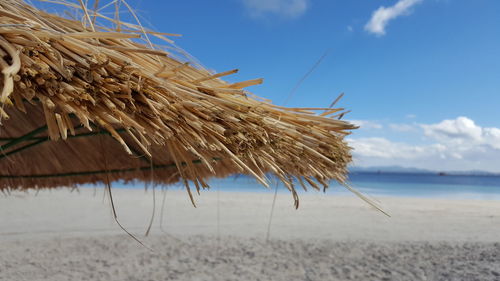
[422,116,482,143]
[350,120,383,129]
[349,137,434,159]
[348,117,500,172]
[422,116,500,149]
[242,0,309,19]
[349,137,500,172]
[365,0,423,36]
[389,123,416,132]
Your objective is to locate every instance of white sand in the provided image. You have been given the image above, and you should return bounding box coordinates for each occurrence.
[1,187,500,280]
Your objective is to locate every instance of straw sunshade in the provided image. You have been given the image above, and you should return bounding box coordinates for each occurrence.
[0,0,357,206]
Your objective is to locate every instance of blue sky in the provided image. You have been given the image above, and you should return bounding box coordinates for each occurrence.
[44,0,500,172]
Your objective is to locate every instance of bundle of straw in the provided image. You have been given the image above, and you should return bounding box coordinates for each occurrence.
[0,0,357,206]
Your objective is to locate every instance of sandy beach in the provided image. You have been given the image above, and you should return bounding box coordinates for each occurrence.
[1,187,500,280]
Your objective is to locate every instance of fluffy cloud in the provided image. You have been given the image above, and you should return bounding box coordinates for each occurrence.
[349,137,436,159]
[365,0,423,36]
[242,0,308,19]
[350,120,383,129]
[348,117,500,172]
[421,117,500,149]
[389,123,416,132]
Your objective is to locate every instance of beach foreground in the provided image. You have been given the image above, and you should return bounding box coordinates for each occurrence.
[1,187,500,280]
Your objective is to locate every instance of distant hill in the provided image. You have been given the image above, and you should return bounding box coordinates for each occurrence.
[349,166,500,176]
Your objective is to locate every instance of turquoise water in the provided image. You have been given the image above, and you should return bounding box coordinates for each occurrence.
[209,173,500,200]
[105,173,500,200]
[345,172,500,199]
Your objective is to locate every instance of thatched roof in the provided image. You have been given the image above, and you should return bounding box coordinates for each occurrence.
[0,0,356,205]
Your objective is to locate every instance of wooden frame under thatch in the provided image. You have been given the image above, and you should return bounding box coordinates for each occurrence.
[0,0,358,207]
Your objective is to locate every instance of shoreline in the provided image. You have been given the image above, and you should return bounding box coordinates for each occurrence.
[79,183,500,200]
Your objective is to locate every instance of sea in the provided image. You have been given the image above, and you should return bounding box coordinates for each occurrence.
[112,172,500,200]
